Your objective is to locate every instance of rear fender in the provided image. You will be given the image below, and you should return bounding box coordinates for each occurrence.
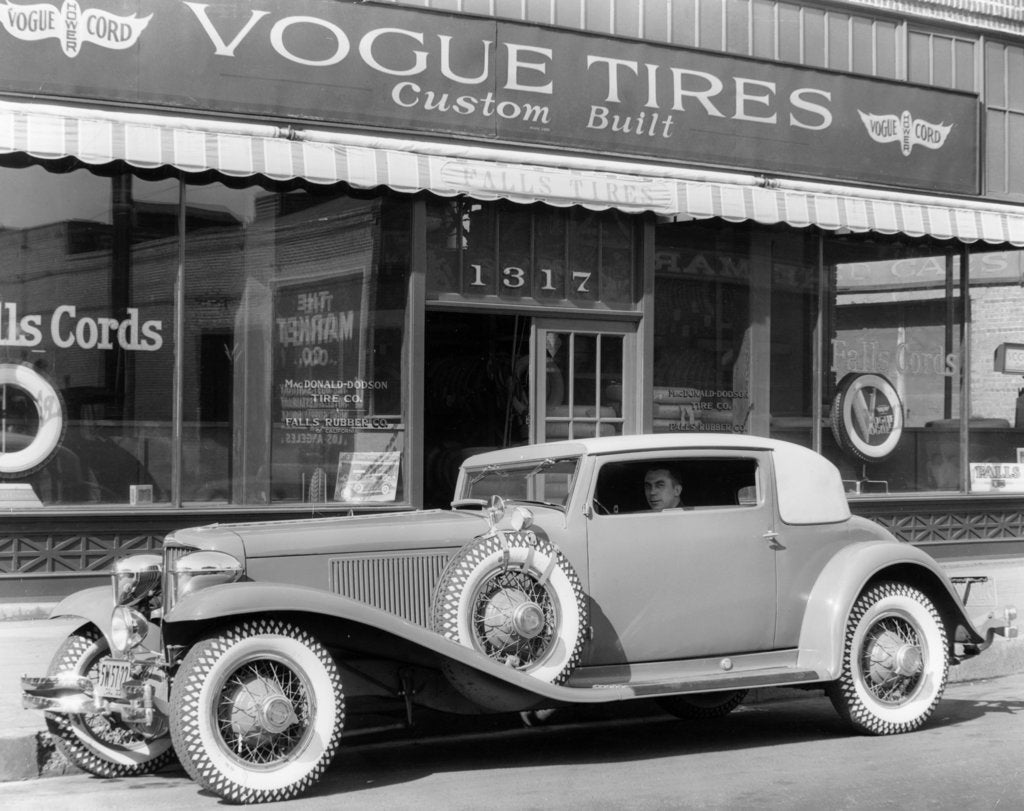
[796,541,976,677]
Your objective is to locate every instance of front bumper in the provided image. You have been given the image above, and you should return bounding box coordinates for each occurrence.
[21,651,169,724]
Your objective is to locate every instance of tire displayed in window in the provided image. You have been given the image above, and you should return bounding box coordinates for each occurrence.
[0,363,65,478]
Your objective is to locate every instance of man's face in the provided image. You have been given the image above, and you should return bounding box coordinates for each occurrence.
[645,469,681,510]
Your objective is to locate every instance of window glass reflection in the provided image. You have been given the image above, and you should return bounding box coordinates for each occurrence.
[825,236,963,494]
[0,165,176,505]
[181,185,411,506]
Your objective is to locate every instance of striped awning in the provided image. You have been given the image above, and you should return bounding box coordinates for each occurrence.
[3,99,1024,247]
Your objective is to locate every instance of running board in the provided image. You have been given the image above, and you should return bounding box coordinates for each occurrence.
[591,668,822,698]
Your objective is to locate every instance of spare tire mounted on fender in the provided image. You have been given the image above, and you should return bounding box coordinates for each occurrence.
[431,531,587,685]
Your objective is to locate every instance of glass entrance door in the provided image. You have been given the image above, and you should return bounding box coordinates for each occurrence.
[534,320,637,443]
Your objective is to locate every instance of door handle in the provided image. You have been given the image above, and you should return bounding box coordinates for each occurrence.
[763,531,784,550]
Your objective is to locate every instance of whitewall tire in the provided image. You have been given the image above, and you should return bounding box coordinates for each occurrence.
[827,582,948,735]
[432,532,587,685]
[45,627,174,777]
[0,363,65,477]
[169,619,345,804]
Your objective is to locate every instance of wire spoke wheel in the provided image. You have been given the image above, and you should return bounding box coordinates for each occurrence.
[828,582,947,735]
[470,566,557,668]
[215,657,313,768]
[433,532,587,687]
[45,627,174,777]
[170,619,344,804]
[859,615,924,705]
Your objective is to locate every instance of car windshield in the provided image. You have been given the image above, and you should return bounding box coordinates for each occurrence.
[459,456,581,508]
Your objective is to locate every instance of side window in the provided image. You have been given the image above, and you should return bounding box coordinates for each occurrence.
[594,458,759,515]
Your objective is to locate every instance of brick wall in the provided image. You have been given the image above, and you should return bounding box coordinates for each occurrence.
[971,285,1024,425]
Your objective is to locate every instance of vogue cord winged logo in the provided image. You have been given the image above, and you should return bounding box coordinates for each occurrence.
[0,0,150,57]
[858,110,953,156]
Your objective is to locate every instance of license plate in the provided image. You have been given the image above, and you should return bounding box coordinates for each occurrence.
[96,659,131,699]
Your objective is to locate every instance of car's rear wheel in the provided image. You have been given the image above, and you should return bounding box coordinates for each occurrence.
[659,689,748,720]
[45,627,174,777]
[827,582,948,735]
[169,619,344,804]
[432,532,587,685]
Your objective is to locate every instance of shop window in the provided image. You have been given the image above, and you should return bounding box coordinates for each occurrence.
[0,165,411,509]
[0,165,175,506]
[965,248,1024,495]
[824,235,964,494]
[652,222,754,435]
[180,185,411,507]
[769,230,823,445]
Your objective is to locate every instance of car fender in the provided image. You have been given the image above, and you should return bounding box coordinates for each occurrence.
[49,585,166,653]
[796,540,974,678]
[162,580,629,706]
[48,586,120,650]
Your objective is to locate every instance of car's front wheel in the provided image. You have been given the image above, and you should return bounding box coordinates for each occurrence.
[169,619,345,804]
[827,582,948,735]
[45,627,175,777]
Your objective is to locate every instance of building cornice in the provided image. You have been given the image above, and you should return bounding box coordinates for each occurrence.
[835,0,1024,37]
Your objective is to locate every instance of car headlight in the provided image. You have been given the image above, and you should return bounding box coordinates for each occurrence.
[172,550,244,600]
[112,554,163,607]
[110,605,149,654]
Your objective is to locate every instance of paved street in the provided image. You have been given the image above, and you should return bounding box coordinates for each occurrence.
[2,673,1022,810]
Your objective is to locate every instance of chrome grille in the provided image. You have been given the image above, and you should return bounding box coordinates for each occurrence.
[329,552,452,627]
[161,543,194,613]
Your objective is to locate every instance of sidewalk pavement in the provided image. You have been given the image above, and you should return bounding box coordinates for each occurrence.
[0,613,80,783]
[1,561,1022,785]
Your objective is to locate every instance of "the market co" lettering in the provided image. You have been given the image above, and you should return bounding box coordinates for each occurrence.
[0,301,163,351]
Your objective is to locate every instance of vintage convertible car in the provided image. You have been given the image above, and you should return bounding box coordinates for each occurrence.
[22,434,1017,803]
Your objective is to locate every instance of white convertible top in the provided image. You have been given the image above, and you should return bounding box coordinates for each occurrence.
[462,432,851,525]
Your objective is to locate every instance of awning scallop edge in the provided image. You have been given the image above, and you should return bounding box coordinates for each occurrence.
[2,99,1024,246]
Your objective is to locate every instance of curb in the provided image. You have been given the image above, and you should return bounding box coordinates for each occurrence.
[0,603,58,622]
[0,731,80,783]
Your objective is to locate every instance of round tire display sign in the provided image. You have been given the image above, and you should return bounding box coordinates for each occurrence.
[0,363,66,477]
[830,373,904,462]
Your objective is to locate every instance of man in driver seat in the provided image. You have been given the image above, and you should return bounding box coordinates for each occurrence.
[644,466,683,511]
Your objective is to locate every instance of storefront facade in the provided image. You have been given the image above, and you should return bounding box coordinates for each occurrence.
[3,0,1024,600]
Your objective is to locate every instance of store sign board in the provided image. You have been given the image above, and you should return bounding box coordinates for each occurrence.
[837,252,1024,292]
[994,343,1024,375]
[0,0,979,195]
[970,463,1024,493]
[830,372,905,462]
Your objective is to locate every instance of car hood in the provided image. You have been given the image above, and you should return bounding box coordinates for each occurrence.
[167,508,491,559]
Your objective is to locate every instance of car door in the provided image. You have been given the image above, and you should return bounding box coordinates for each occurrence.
[583,451,778,666]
